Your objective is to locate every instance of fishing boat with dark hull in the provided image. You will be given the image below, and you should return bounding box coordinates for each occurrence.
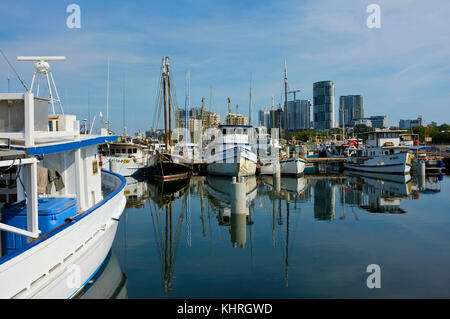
[148,56,192,181]
[148,152,191,182]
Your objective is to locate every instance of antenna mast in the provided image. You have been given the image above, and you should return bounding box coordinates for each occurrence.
[123,74,126,136]
[106,57,110,134]
[284,60,288,138]
[209,85,212,112]
[249,73,252,126]
[17,56,66,114]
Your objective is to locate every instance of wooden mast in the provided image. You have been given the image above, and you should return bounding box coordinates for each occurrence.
[162,57,169,150]
[166,56,172,148]
[284,61,289,141]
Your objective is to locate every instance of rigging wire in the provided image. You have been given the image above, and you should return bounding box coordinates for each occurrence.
[0,49,29,91]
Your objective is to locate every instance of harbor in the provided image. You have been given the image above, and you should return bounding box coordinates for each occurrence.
[109,172,450,298]
[1,0,450,302]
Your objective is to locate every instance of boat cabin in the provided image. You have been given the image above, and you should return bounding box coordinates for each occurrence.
[364,129,406,148]
[219,125,252,145]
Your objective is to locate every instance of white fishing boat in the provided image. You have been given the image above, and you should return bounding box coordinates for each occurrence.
[206,125,257,177]
[0,56,126,299]
[344,129,413,174]
[279,145,307,176]
[255,126,282,175]
[100,135,152,177]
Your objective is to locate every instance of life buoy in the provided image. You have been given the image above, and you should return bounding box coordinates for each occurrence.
[99,155,103,167]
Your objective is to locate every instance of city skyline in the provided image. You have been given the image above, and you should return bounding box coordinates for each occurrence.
[0,0,449,134]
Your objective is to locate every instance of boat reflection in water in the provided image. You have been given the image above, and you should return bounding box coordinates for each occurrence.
[124,176,150,208]
[343,171,412,214]
[77,251,128,299]
[205,176,256,248]
[115,169,448,298]
[148,178,190,294]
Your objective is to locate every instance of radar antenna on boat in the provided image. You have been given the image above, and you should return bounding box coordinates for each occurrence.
[17,56,66,114]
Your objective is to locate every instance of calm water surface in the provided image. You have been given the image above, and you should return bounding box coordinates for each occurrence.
[105,172,450,298]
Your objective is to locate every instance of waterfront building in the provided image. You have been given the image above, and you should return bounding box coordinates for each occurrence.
[352,118,373,127]
[339,95,364,127]
[270,108,284,130]
[176,107,220,131]
[313,81,335,131]
[351,115,387,129]
[369,115,388,128]
[287,99,311,131]
[399,116,423,129]
[258,109,271,128]
[226,113,248,126]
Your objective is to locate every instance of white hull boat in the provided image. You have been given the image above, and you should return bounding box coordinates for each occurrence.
[207,146,257,177]
[343,130,413,175]
[206,125,257,177]
[0,59,126,299]
[100,136,151,177]
[279,157,306,175]
[344,152,412,174]
[0,170,126,298]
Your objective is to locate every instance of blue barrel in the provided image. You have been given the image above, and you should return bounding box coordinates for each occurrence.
[1,197,76,256]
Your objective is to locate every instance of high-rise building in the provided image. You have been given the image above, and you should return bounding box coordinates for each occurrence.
[286,99,311,131]
[226,113,248,126]
[369,115,388,128]
[399,116,423,129]
[351,115,388,128]
[339,95,364,127]
[313,81,335,131]
[270,108,284,130]
[258,109,271,128]
[176,107,220,130]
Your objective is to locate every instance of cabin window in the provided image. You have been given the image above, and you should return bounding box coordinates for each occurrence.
[128,149,132,154]
[211,148,215,155]
[236,128,242,135]
[133,148,137,153]
[223,129,227,135]
[243,129,247,134]
[390,149,394,155]
[122,149,126,154]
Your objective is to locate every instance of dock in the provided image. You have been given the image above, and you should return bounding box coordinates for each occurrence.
[306,157,347,163]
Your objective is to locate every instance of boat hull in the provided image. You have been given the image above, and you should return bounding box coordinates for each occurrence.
[259,159,279,175]
[344,152,412,174]
[0,170,126,299]
[148,153,191,181]
[207,146,257,177]
[105,156,148,177]
[207,159,257,177]
[279,158,306,176]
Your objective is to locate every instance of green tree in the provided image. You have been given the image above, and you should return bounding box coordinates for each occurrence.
[354,124,372,134]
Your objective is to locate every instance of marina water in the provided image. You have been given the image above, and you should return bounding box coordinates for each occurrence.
[106,173,450,298]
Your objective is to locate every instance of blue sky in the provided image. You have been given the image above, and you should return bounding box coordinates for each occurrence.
[0,0,449,134]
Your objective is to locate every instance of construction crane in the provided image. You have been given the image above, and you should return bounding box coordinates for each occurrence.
[288,89,301,101]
